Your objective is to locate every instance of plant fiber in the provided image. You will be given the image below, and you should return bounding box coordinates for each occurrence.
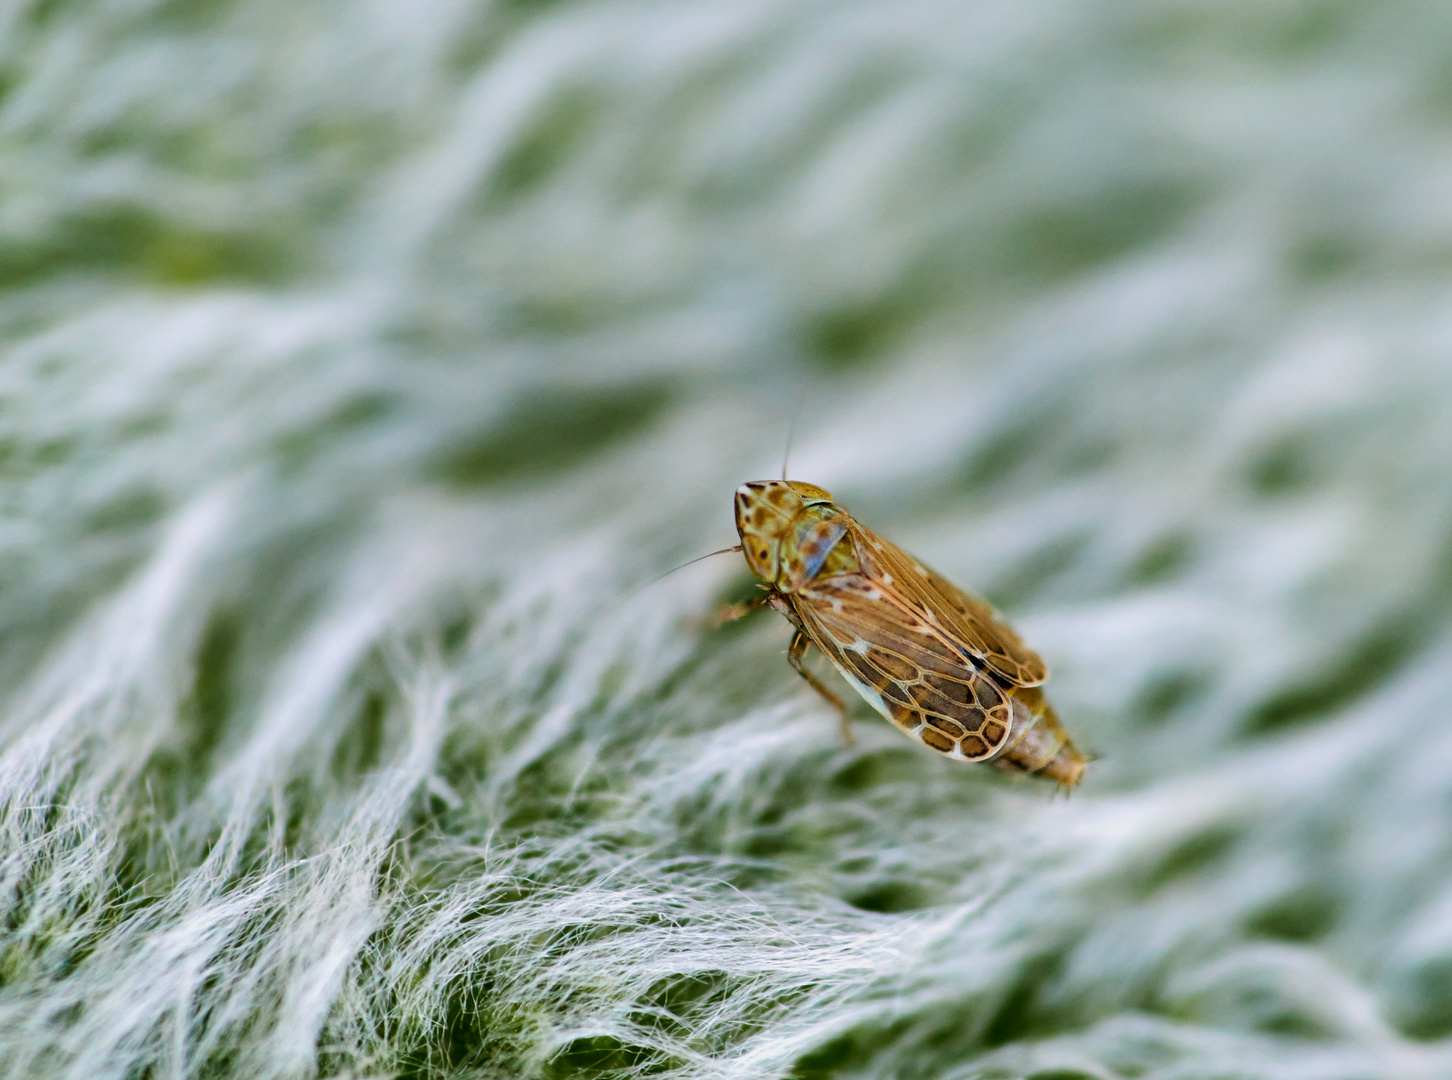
[3,2,1452,1079]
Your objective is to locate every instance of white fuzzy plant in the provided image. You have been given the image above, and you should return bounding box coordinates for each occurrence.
[4,0,1452,1078]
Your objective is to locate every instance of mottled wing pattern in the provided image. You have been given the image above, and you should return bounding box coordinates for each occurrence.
[847,522,1048,687]
[791,573,1013,761]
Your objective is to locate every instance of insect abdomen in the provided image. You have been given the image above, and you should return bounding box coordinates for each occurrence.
[992,686,1085,787]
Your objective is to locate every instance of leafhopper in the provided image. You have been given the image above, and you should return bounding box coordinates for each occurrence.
[729,480,1086,787]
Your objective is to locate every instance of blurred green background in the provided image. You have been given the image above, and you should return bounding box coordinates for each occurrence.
[4,1,1452,1078]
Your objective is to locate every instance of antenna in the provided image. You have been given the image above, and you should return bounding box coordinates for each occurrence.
[630,544,743,598]
[780,384,806,480]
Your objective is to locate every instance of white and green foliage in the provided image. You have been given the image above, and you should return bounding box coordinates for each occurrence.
[3,1,1452,1078]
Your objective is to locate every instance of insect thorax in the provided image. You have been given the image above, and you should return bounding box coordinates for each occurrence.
[735,481,859,592]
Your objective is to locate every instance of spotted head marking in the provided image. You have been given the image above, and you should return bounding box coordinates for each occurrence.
[735,480,855,592]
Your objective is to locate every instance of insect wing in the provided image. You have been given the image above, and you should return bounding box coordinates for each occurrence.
[793,574,1013,761]
[847,522,1048,687]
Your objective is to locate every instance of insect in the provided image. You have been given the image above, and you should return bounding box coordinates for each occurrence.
[727,480,1086,787]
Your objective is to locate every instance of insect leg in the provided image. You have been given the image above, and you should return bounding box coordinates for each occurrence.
[787,630,855,747]
[709,590,768,628]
